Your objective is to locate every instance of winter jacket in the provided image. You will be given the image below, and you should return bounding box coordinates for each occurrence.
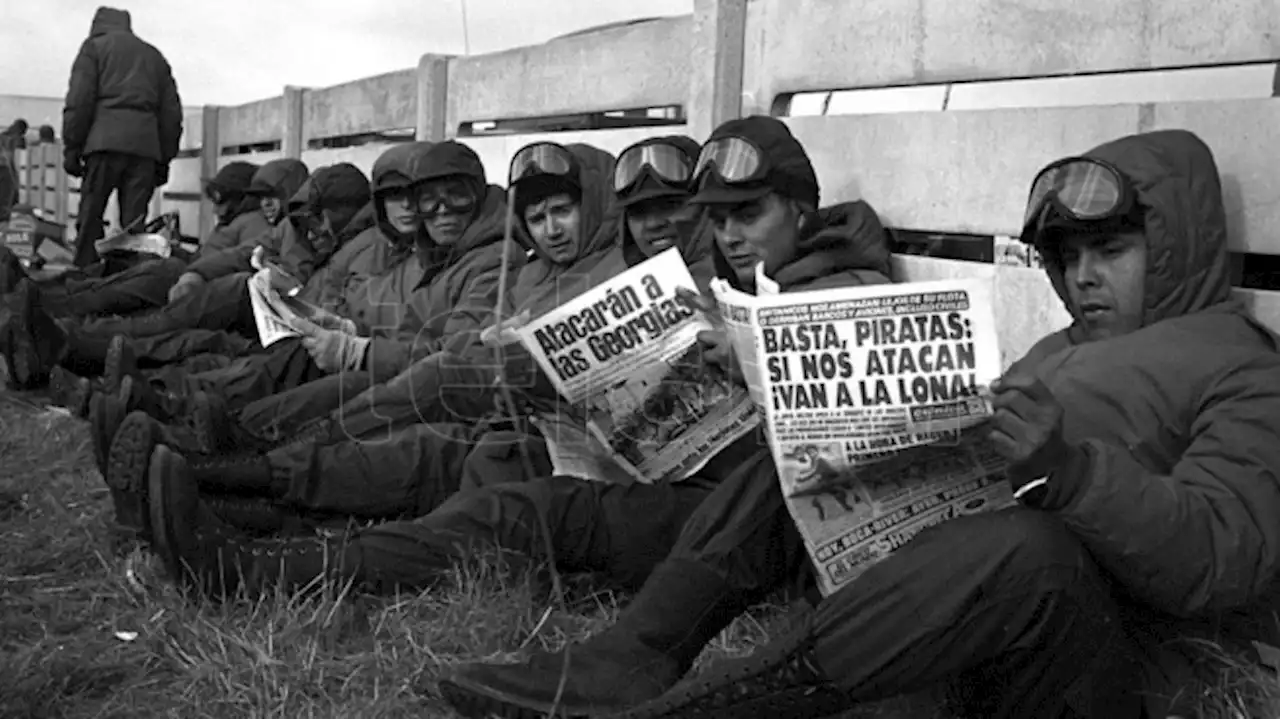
[277,164,373,287]
[294,203,377,307]
[62,7,182,165]
[508,144,624,319]
[330,142,433,329]
[693,200,895,484]
[187,158,310,281]
[1004,129,1280,716]
[363,141,524,382]
[201,202,270,256]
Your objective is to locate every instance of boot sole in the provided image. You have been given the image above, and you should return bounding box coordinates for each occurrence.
[10,334,38,388]
[104,335,128,396]
[191,392,221,454]
[105,411,156,539]
[90,389,129,475]
[147,444,185,585]
[615,621,852,719]
[438,675,618,719]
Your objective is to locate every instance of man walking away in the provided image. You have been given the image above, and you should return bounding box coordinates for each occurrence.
[63,6,183,268]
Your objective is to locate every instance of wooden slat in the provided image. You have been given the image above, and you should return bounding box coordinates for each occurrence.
[216,150,284,172]
[743,0,1280,110]
[179,109,204,152]
[446,15,691,129]
[787,98,1280,255]
[891,255,1280,368]
[300,144,397,177]
[217,97,283,148]
[302,70,418,141]
[166,157,203,197]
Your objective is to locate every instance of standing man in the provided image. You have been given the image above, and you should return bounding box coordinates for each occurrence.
[0,119,26,221]
[63,6,183,268]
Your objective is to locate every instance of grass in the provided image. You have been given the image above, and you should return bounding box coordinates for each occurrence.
[0,395,1277,719]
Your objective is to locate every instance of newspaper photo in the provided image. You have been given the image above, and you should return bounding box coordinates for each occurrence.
[710,273,1016,596]
[247,268,354,347]
[514,247,761,485]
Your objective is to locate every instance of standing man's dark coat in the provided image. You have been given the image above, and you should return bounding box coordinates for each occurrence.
[62,6,183,268]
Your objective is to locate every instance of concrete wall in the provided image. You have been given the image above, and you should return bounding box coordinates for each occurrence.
[0,95,64,129]
[16,0,1280,357]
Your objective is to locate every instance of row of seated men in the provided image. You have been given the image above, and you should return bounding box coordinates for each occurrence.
[1,114,1277,719]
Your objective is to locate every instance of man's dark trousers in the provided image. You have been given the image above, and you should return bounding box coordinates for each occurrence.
[76,151,157,267]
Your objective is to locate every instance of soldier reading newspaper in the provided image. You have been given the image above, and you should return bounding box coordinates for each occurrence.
[247,256,359,359]
[711,264,1013,595]
[511,246,760,484]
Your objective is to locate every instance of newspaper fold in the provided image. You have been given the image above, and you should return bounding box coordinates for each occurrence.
[514,248,761,485]
[711,267,1016,596]
[94,232,172,258]
[247,268,354,347]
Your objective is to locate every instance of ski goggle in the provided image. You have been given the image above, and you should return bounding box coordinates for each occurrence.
[509,142,575,185]
[614,142,693,193]
[693,136,768,185]
[416,181,477,216]
[1022,157,1134,233]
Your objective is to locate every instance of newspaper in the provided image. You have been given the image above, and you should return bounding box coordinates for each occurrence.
[711,268,1016,596]
[514,248,761,485]
[247,268,353,347]
[94,232,172,258]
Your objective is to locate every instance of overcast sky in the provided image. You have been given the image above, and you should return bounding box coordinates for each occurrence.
[3,0,693,106]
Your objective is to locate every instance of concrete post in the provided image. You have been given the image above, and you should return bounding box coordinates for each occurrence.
[282,86,306,159]
[688,0,748,140]
[416,53,452,141]
[198,105,220,241]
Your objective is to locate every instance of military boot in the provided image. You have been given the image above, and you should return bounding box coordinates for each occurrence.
[92,385,204,472]
[103,410,165,541]
[439,559,752,718]
[204,495,299,537]
[189,391,342,456]
[2,279,67,388]
[184,451,280,498]
[147,444,363,600]
[612,610,853,719]
[103,334,140,396]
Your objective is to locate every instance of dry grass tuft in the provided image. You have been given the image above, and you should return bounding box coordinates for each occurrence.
[1,395,1276,718]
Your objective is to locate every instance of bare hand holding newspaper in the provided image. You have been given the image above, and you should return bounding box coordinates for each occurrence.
[710,266,1016,596]
[513,248,761,485]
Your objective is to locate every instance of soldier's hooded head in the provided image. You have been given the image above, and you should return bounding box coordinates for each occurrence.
[613,135,702,262]
[409,141,487,246]
[245,159,309,226]
[689,116,820,289]
[370,142,435,244]
[1020,130,1232,344]
[508,141,618,267]
[204,161,260,227]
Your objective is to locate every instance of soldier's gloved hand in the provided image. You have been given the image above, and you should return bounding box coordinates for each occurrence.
[167,272,205,303]
[988,373,1070,495]
[302,327,370,374]
[310,310,357,336]
[63,152,84,178]
[481,309,532,348]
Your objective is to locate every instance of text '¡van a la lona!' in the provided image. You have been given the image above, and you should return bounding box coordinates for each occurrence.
[763,309,979,412]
